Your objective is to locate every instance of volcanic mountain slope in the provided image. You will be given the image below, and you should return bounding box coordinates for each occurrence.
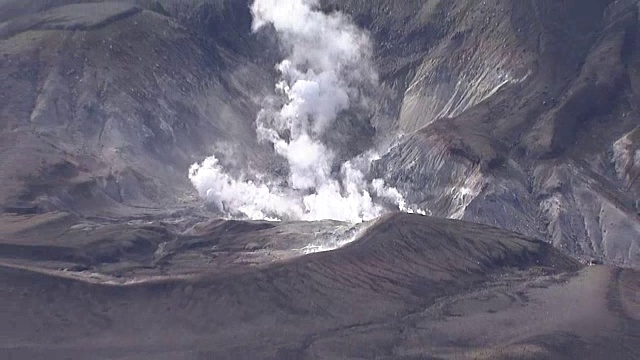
[2,0,639,266]
[1,1,640,359]
[317,0,640,267]
[1,213,638,359]
[0,0,278,215]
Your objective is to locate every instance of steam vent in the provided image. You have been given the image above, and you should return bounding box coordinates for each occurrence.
[1,1,639,359]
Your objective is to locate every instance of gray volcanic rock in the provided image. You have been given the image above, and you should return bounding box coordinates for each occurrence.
[0,0,275,215]
[0,3,143,39]
[1,1,640,359]
[338,0,640,267]
[0,214,638,359]
[0,210,363,277]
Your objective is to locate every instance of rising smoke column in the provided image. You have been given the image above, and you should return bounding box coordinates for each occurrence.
[189,0,422,222]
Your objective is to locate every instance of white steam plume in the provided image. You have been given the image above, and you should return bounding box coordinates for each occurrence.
[189,0,424,222]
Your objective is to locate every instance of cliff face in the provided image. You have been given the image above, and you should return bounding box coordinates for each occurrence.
[0,1,278,215]
[324,0,640,267]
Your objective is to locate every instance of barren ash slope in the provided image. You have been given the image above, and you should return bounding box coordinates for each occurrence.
[0,0,639,359]
[338,0,640,267]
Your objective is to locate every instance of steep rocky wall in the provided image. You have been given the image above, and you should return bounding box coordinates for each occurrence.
[367,0,640,267]
[0,2,274,214]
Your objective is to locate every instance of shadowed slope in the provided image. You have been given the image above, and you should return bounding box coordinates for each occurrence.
[0,1,275,215]
[328,0,640,267]
[4,214,636,359]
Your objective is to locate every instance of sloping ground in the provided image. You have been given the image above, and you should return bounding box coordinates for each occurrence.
[2,213,637,359]
[321,0,640,267]
[2,0,638,267]
[0,210,363,277]
[0,2,638,358]
[0,1,275,215]
[0,2,143,39]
